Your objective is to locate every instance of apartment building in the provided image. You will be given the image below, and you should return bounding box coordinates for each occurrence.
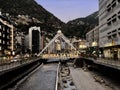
[86,26,99,55]
[0,14,14,56]
[86,26,99,47]
[15,32,26,54]
[99,0,120,59]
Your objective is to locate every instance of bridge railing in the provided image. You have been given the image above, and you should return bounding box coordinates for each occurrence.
[41,53,79,59]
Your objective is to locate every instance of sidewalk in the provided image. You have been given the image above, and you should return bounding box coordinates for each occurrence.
[84,57,120,70]
[69,67,111,90]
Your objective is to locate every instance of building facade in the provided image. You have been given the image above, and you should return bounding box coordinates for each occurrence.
[0,14,14,56]
[99,0,120,59]
[29,26,41,54]
[86,26,99,47]
[15,32,25,54]
[86,26,99,56]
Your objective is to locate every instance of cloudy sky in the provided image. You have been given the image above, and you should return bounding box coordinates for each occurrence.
[35,0,99,23]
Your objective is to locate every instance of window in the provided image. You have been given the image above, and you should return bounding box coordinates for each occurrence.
[118,15,120,19]
[118,0,120,3]
[108,36,112,39]
[7,42,9,45]
[3,34,5,38]
[112,30,117,33]
[107,32,111,35]
[107,18,111,21]
[0,32,1,36]
[112,14,117,23]
[107,21,112,25]
[107,0,117,12]
[107,4,111,8]
[3,41,5,44]
[0,40,1,43]
[112,14,117,18]
[112,14,116,18]
[111,1,116,8]
[119,32,120,36]
[107,8,111,12]
[112,34,117,38]
[107,18,112,25]
[0,46,1,50]
[3,27,5,31]
[112,0,115,3]
[107,3,111,12]
[112,18,117,23]
[7,36,9,39]
[7,30,9,33]
[118,28,120,31]
[118,11,120,19]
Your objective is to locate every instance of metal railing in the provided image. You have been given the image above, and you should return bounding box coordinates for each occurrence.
[55,62,60,90]
[83,54,120,69]
[0,56,39,72]
[96,58,120,68]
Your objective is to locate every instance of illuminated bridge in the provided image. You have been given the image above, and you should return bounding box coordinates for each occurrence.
[1,30,120,90]
[38,30,80,60]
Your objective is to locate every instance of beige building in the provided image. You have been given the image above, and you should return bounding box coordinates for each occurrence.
[86,26,99,56]
[0,14,14,56]
[99,0,120,59]
[86,26,99,47]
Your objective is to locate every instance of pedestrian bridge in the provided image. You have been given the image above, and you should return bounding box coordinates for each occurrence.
[38,30,80,60]
[41,53,79,59]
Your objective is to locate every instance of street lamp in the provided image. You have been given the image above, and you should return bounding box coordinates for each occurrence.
[12,51,15,56]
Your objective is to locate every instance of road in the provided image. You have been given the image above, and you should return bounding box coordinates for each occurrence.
[70,67,112,90]
[11,63,58,90]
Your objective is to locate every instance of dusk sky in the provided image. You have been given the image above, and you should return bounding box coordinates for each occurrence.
[35,0,99,23]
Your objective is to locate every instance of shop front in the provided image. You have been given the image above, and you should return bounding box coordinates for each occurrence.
[103,45,120,60]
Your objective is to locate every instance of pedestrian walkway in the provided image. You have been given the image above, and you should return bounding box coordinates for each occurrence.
[96,58,120,67]
[69,67,111,90]
[84,57,120,70]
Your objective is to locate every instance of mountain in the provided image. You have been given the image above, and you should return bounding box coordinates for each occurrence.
[0,0,98,39]
[62,11,98,38]
[0,0,64,36]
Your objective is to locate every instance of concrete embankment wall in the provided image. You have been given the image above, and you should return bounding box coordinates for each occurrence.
[0,59,44,90]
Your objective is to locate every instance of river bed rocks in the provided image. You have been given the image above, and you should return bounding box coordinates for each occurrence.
[59,64,76,90]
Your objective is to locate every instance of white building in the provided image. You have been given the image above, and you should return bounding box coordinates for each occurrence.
[29,26,41,53]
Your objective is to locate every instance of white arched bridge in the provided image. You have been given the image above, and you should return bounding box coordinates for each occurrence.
[38,30,80,59]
